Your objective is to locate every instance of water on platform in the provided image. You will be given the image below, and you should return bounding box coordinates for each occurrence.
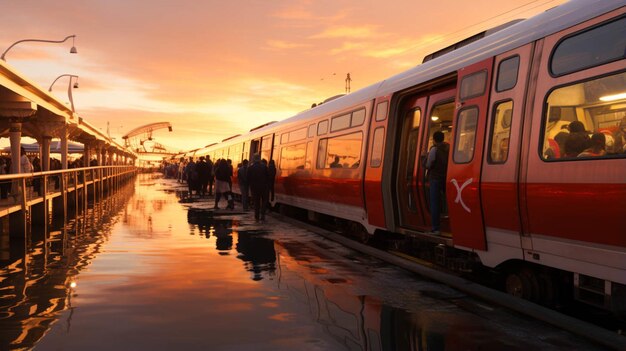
[0,174,608,350]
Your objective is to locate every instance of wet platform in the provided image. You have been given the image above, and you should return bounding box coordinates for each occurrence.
[0,174,612,350]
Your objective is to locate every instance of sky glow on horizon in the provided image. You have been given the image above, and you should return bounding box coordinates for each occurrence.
[0,0,566,152]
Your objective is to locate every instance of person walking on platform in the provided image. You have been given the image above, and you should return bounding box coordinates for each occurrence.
[184,157,198,197]
[214,159,234,209]
[206,156,214,195]
[237,159,250,211]
[196,156,211,197]
[247,154,269,221]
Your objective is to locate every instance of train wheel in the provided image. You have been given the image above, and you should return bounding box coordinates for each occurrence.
[348,222,370,244]
[505,270,534,300]
[537,272,557,307]
[520,268,541,302]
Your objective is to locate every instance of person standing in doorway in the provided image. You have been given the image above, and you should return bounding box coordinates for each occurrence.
[425,131,449,235]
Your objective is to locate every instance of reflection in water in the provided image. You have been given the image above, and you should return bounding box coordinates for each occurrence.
[187,208,276,279]
[5,175,603,350]
[0,183,135,350]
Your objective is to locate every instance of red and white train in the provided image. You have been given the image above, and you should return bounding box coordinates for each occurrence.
[192,0,626,315]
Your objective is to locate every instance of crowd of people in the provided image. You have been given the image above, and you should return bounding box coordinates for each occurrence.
[161,154,276,221]
[545,117,626,159]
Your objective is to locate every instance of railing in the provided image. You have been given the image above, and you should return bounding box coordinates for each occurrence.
[0,166,136,215]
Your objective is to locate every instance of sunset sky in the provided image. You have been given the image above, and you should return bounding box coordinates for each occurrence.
[0,0,566,152]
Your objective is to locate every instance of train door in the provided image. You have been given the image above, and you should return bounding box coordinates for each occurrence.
[396,96,428,229]
[447,59,493,250]
[260,134,274,161]
[480,44,533,261]
[249,139,260,157]
[396,88,455,231]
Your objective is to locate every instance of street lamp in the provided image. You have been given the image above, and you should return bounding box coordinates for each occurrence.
[1,34,77,61]
[49,74,79,112]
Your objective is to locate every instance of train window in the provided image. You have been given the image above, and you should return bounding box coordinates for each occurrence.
[460,70,487,101]
[453,107,479,163]
[370,127,385,167]
[261,135,272,161]
[541,71,626,160]
[331,113,351,132]
[280,142,307,170]
[551,16,626,77]
[317,120,328,135]
[281,133,288,144]
[308,124,315,138]
[317,132,363,169]
[351,108,366,127]
[496,56,519,92]
[376,101,388,121]
[488,100,513,164]
[317,139,328,168]
[289,127,307,142]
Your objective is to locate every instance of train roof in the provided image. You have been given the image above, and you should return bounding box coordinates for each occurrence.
[204,0,624,148]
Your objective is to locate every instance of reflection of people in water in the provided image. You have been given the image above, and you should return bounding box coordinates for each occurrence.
[330,156,341,168]
[236,232,276,281]
[213,221,233,253]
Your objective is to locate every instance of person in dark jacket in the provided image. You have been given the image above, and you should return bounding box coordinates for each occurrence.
[246,154,269,221]
[184,157,197,197]
[237,159,250,211]
[195,156,211,197]
[206,156,214,195]
[214,159,234,209]
[425,131,449,235]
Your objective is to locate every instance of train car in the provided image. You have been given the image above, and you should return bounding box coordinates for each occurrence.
[195,0,626,315]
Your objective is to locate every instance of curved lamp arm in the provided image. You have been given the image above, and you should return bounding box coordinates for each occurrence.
[49,74,79,91]
[1,35,77,61]
[49,74,79,112]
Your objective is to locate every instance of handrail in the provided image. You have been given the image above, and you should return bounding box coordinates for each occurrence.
[0,165,136,180]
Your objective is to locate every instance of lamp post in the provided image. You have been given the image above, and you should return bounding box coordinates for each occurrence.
[49,74,79,112]
[1,34,77,61]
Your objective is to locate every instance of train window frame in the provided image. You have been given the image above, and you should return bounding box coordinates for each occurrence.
[459,70,488,101]
[279,142,308,170]
[351,108,366,127]
[550,15,626,78]
[488,99,514,164]
[539,70,626,162]
[308,124,316,138]
[331,113,351,132]
[375,101,388,121]
[316,131,363,169]
[453,106,479,164]
[370,127,385,168]
[496,56,520,92]
[317,120,329,135]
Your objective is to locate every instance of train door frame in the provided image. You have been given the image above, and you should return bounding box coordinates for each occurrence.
[447,58,494,250]
[394,87,456,232]
[396,95,428,229]
[478,43,534,266]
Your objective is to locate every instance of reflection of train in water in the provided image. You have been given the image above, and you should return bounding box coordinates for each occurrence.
[192,1,626,315]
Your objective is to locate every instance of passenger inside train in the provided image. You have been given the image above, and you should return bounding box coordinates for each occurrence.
[542,71,626,160]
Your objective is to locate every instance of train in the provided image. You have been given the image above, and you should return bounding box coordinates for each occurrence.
[187,0,626,316]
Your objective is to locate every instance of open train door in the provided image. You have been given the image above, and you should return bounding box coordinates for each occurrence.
[447,59,493,250]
